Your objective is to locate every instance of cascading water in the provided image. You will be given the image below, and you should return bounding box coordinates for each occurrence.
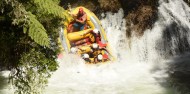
[45,0,190,94]
[0,0,190,93]
[0,71,14,94]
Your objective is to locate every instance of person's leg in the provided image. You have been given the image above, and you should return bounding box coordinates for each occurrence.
[79,24,85,30]
[74,38,89,45]
[68,25,73,33]
[73,23,80,31]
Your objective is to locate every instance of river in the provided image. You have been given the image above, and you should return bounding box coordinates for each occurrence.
[1,0,190,94]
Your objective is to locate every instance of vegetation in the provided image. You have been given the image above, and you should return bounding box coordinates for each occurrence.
[0,0,69,93]
[11,49,57,94]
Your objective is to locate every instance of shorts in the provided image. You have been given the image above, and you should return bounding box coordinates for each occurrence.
[73,22,85,30]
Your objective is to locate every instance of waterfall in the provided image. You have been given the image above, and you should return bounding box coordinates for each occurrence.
[0,0,190,93]
[45,0,190,93]
[0,71,14,94]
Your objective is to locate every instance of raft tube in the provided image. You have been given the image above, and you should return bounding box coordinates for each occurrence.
[59,6,115,63]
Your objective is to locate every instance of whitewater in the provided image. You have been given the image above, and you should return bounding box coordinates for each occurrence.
[44,0,190,94]
[1,0,190,94]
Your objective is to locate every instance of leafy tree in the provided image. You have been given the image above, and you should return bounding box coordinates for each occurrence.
[0,0,70,93]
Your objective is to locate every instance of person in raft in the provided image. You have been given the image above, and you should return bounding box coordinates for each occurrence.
[69,7,87,32]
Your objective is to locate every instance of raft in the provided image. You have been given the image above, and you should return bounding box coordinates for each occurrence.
[59,6,114,63]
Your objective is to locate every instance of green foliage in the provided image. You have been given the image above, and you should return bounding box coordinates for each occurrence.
[3,0,70,47]
[8,0,50,47]
[10,49,58,94]
[52,0,61,4]
[27,12,50,47]
[0,29,20,69]
[0,0,68,93]
[31,0,68,19]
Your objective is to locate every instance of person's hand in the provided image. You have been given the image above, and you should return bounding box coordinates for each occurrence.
[76,19,80,22]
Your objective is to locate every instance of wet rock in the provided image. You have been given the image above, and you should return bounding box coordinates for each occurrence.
[60,0,120,13]
[98,0,121,12]
[125,5,158,37]
[60,0,99,12]
[118,0,159,37]
[184,0,190,6]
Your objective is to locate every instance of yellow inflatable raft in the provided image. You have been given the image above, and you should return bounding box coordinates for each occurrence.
[59,6,114,63]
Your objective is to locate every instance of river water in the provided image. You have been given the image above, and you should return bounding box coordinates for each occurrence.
[45,0,190,94]
[1,0,190,94]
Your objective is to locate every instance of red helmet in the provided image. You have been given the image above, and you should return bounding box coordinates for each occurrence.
[78,7,84,15]
[79,7,83,12]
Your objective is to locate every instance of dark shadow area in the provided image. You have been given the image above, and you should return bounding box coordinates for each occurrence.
[60,0,99,10]
[119,0,159,15]
[150,53,190,94]
[152,21,190,93]
[0,10,29,71]
[183,0,190,6]
[60,0,103,18]
[149,53,190,94]
[167,53,190,94]
[156,21,190,59]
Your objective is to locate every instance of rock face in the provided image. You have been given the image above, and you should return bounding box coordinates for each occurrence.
[60,0,121,13]
[98,0,121,12]
[60,0,99,12]
[184,0,190,6]
[119,0,158,37]
[125,5,158,37]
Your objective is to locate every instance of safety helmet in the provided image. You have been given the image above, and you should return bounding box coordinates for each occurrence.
[79,7,83,12]
[92,43,98,49]
[83,53,89,59]
[97,54,103,61]
[93,28,99,34]
[70,47,77,53]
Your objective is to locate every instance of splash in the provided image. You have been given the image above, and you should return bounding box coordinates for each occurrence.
[0,71,14,94]
[45,3,186,93]
[1,0,190,93]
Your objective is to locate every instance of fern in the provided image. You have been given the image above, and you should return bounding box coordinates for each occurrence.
[31,0,70,19]
[1,0,66,93]
[4,0,70,47]
[26,12,50,47]
[5,0,51,47]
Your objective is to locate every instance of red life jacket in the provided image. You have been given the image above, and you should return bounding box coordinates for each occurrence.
[103,54,109,59]
[93,32,107,48]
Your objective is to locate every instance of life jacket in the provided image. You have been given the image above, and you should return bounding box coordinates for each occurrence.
[94,33,101,43]
[98,42,107,48]
[73,38,91,46]
[92,49,102,57]
[102,54,109,59]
